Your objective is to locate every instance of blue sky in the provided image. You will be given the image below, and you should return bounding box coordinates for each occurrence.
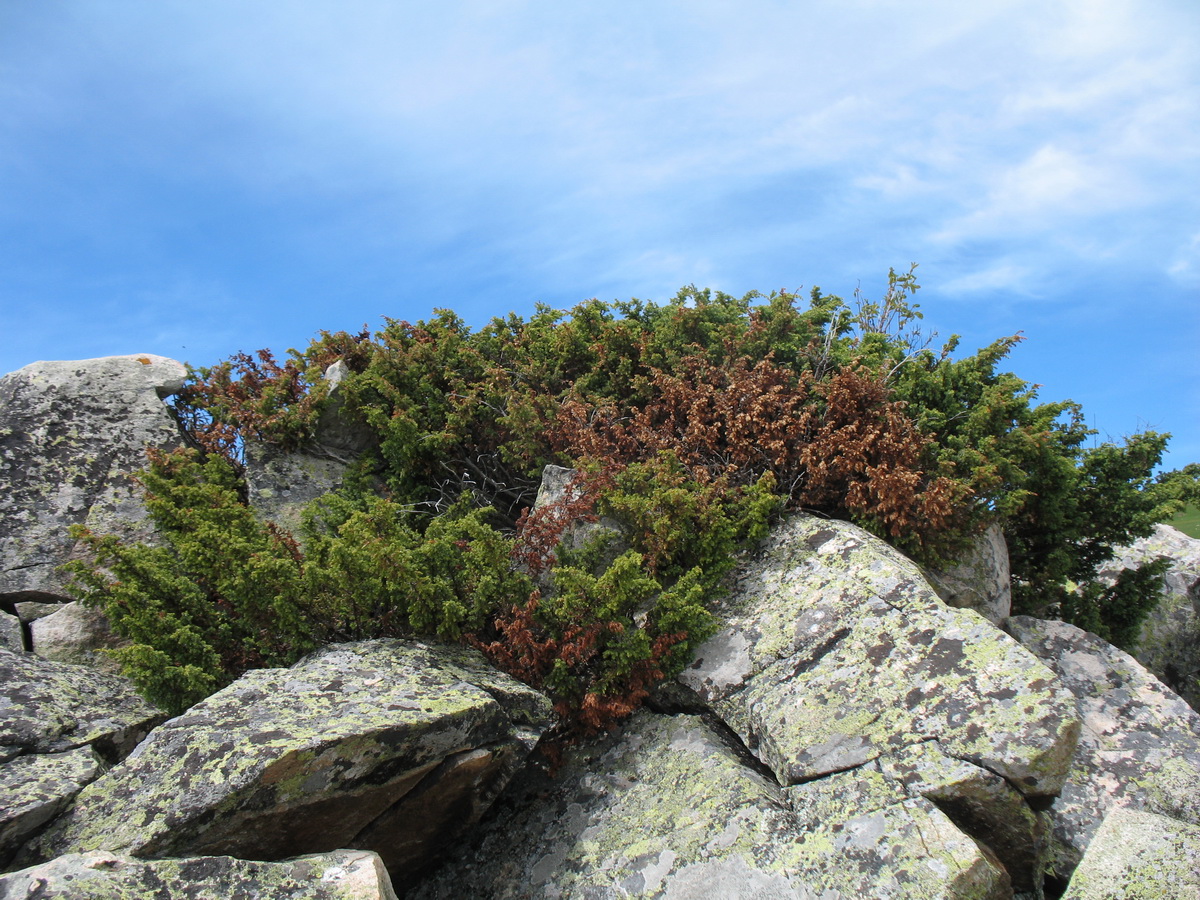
[2,2,1198,466]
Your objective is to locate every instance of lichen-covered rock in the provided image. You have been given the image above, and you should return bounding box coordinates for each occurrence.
[0,747,101,870]
[1097,523,1200,710]
[924,522,1012,624]
[28,601,125,672]
[1060,807,1200,900]
[411,710,1010,900]
[0,611,21,652]
[680,515,1080,800]
[0,849,399,900]
[24,639,552,888]
[0,354,187,601]
[1005,616,1200,876]
[0,647,164,761]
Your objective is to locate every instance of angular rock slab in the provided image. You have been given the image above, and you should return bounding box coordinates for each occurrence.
[25,639,552,885]
[680,515,1080,799]
[1006,616,1200,873]
[28,601,125,672]
[924,522,1012,624]
[0,849,398,900]
[1060,808,1200,900]
[0,354,187,600]
[411,710,1010,900]
[0,647,164,760]
[0,747,100,869]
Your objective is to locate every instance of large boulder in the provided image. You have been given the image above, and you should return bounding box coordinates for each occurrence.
[23,639,552,889]
[27,601,125,672]
[412,710,1011,900]
[0,355,187,601]
[1006,616,1200,877]
[1060,807,1200,900]
[924,522,1012,623]
[0,849,398,900]
[1097,523,1200,710]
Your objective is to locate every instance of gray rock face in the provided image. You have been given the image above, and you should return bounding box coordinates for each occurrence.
[0,849,399,900]
[679,515,1080,800]
[28,601,125,672]
[412,710,1011,900]
[0,747,100,869]
[0,612,20,653]
[1099,523,1200,710]
[0,355,187,601]
[1060,807,1200,900]
[1005,616,1200,877]
[24,639,552,888]
[0,647,164,761]
[925,522,1012,623]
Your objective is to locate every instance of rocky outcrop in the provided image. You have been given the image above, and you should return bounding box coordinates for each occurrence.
[412,710,1011,900]
[0,355,187,601]
[925,522,1012,623]
[22,639,552,889]
[1060,807,1200,900]
[1006,616,1200,878]
[0,848,399,900]
[1098,523,1200,710]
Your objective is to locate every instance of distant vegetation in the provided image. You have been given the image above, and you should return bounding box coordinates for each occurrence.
[67,266,1195,733]
[1171,506,1200,539]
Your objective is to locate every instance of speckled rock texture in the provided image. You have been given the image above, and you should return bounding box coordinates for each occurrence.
[28,601,125,672]
[0,747,100,869]
[0,612,20,652]
[411,710,1011,900]
[1097,523,1200,710]
[245,361,375,534]
[0,848,399,900]
[679,515,1080,800]
[0,647,164,762]
[23,639,552,888]
[1060,807,1200,900]
[924,522,1012,624]
[1005,616,1200,877]
[0,355,187,601]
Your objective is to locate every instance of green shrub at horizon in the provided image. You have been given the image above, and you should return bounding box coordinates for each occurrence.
[66,266,1193,732]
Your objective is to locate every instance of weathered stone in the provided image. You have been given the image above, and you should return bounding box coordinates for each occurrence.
[0,647,164,762]
[0,611,20,653]
[1060,807,1200,900]
[680,515,1080,801]
[412,710,1010,900]
[24,639,552,887]
[925,522,1012,624]
[0,747,100,869]
[0,849,399,900]
[0,354,187,601]
[1098,523,1200,710]
[11,601,64,623]
[1006,616,1200,876]
[28,601,125,672]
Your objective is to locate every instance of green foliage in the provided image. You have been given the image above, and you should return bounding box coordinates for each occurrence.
[68,269,1186,730]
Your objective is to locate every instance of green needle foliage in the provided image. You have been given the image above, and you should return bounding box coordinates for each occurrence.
[68,266,1185,727]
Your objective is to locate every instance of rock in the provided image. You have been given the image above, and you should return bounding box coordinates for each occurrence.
[925,522,1012,623]
[11,601,65,624]
[1097,523,1200,710]
[245,360,374,533]
[680,515,1080,800]
[0,612,21,653]
[0,747,100,869]
[1005,616,1200,877]
[523,465,629,586]
[28,602,125,672]
[412,710,1010,899]
[0,647,164,761]
[24,639,552,888]
[0,355,187,601]
[0,849,399,900]
[1060,807,1200,900]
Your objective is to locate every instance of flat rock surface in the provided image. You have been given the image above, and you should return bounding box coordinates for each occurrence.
[680,515,1080,799]
[412,710,1010,900]
[0,849,398,900]
[1006,616,1200,873]
[0,747,100,869]
[0,355,187,601]
[24,639,552,885]
[1060,807,1200,900]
